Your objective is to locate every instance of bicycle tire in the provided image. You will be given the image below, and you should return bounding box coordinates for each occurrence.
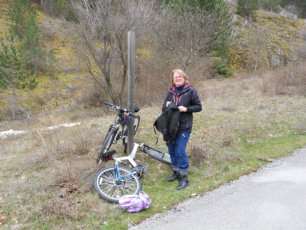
[142,145,171,165]
[93,166,142,203]
[96,127,116,163]
[133,115,140,135]
[122,116,140,153]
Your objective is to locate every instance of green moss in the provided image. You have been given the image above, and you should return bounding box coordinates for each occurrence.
[136,47,152,58]
[229,10,302,71]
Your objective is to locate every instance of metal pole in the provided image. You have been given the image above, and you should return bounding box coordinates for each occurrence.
[127,31,135,154]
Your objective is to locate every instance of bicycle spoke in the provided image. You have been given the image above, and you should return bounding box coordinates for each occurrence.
[99,172,114,184]
[100,184,114,194]
[94,166,141,202]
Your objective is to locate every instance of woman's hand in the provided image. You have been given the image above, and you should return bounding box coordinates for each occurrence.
[178,106,187,112]
[166,101,172,107]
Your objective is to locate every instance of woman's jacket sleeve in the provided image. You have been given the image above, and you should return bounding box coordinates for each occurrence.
[187,88,202,113]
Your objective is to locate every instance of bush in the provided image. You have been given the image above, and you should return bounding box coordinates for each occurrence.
[281,0,306,18]
[31,0,77,20]
[160,0,233,65]
[210,57,233,78]
[259,65,306,95]
[77,82,108,108]
[237,0,260,16]
[216,63,234,78]
[189,144,210,168]
[261,0,282,11]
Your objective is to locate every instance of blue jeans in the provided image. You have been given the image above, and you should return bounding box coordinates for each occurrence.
[168,131,190,169]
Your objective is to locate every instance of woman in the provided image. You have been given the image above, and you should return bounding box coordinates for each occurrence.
[162,69,202,190]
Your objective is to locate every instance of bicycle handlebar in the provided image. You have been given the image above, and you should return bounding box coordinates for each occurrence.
[104,102,139,118]
[104,102,121,111]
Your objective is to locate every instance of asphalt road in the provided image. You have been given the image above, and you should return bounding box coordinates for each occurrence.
[129,148,306,230]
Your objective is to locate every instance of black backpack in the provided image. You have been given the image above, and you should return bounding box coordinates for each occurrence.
[154,106,180,145]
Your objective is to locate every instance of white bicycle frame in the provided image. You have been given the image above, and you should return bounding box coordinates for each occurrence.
[113,142,144,168]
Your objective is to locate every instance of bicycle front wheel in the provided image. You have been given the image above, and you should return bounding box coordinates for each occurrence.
[97,127,116,163]
[93,166,142,203]
[122,116,140,153]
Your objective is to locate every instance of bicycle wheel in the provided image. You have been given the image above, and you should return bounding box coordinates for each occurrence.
[142,145,171,165]
[122,115,140,138]
[93,166,142,203]
[122,116,140,153]
[133,115,140,135]
[96,127,116,163]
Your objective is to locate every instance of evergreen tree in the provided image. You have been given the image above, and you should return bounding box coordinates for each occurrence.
[0,0,39,119]
[22,10,41,72]
[0,32,37,120]
[9,0,42,72]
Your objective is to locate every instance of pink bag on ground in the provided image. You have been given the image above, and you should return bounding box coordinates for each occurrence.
[119,191,151,213]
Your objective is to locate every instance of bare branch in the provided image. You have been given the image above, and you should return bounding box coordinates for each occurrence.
[70,0,157,105]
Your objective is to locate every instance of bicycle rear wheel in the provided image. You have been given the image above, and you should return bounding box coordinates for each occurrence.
[96,127,116,163]
[93,166,142,203]
[142,145,171,165]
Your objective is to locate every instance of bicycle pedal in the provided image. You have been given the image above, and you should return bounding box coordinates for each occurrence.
[134,165,147,176]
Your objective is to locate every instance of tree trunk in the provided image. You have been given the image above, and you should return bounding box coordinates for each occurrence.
[11,87,16,120]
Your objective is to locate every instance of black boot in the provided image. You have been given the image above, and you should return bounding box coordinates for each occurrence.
[176,170,189,190]
[166,170,178,182]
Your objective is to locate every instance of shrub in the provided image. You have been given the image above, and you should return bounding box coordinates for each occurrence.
[210,57,233,78]
[189,144,210,168]
[31,0,77,21]
[261,0,282,12]
[237,0,260,16]
[216,63,234,78]
[281,0,306,18]
[77,82,108,108]
[161,0,233,60]
[259,65,306,95]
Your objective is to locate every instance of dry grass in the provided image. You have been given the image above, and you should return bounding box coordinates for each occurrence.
[76,82,109,108]
[1,64,306,229]
[0,122,113,228]
[189,143,210,168]
[259,65,306,96]
[0,5,305,228]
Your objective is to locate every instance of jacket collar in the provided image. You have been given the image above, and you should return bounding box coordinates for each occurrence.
[170,84,190,94]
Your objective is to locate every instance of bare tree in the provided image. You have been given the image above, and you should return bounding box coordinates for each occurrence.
[155,4,225,70]
[253,26,269,72]
[71,0,156,105]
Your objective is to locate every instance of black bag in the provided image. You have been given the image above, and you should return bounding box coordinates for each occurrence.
[154,111,168,136]
[154,106,180,145]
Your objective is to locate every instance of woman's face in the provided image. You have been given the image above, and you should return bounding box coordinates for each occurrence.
[173,72,185,87]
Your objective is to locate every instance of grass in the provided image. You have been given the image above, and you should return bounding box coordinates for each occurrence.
[0,70,306,229]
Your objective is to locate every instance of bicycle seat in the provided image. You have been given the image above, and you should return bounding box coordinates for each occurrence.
[134,106,140,113]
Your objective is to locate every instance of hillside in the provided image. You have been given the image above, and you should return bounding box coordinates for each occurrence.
[1,66,305,229]
[0,1,306,229]
[0,0,305,122]
[230,11,304,70]
[0,0,81,120]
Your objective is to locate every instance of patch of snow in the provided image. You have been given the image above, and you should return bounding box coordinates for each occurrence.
[0,129,27,138]
[45,122,81,130]
[0,122,81,139]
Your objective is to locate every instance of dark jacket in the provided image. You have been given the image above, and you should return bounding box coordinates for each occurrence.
[154,103,180,144]
[162,84,202,132]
